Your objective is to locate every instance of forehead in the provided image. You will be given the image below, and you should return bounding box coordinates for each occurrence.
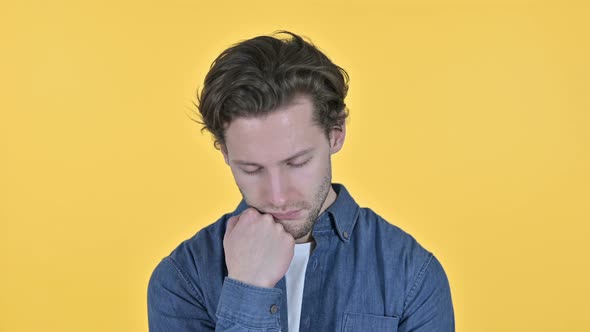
[224,95,326,162]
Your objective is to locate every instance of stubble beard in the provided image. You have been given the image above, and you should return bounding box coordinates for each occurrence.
[281,172,332,241]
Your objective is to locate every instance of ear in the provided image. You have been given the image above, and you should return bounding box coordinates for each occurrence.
[220,144,230,165]
[329,122,346,154]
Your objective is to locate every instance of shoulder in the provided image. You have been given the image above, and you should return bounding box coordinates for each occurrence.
[147,213,235,324]
[357,208,452,309]
[150,212,232,289]
[354,207,437,283]
[170,212,231,259]
[343,203,454,327]
[356,207,431,256]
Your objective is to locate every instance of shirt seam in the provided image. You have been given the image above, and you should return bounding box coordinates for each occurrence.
[402,253,434,312]
[165,256,207,306]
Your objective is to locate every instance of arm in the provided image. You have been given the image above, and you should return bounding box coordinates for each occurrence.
[147,257,216,331]
[398,255,455,332]
[148,209,292,331]
[148,258,284,331]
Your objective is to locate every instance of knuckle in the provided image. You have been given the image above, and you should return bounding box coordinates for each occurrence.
[240,208,256,221]
[261,214,274,223]
[273,221,285,230]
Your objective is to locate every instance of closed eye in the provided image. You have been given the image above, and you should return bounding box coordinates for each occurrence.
[288,158,311,168]
[240,157,311,175]
[242,167,263,175]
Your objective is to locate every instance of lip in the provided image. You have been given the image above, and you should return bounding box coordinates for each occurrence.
[269,209,302,220]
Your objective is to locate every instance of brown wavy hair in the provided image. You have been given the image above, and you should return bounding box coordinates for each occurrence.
[194,31,350,149]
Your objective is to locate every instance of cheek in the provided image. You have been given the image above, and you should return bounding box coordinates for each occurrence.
[230,168,256,193]
[230,168,271,204]
[296,157,330,189]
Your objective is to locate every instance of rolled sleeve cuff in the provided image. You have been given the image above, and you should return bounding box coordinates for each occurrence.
[216,277,282,329]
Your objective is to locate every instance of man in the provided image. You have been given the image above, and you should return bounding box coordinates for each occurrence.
[148,31,454,331]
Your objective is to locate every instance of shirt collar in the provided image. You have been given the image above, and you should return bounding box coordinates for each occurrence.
[231,183,360,243]
[323,183,360,242]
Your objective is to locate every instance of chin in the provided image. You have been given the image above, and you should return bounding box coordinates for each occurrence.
[280,218,314,239]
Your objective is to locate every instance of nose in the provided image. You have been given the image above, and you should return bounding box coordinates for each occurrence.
[265,169,289,208]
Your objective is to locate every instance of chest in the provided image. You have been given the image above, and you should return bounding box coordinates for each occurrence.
[288,236,406,331]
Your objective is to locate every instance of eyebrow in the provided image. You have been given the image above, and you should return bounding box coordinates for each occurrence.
[232,147,315,167]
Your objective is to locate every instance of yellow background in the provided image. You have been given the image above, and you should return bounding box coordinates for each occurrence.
[1,0,589,331]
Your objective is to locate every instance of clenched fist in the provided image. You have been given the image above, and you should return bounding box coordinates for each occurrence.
[223,208,295,288]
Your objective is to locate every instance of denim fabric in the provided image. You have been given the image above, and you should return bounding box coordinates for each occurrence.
[148,184,454,331]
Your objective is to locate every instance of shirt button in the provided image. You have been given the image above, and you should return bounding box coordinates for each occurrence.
[343,231,349,239]
[270,304,278,314]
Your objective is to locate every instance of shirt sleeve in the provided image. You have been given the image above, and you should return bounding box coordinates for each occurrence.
[215,277,283,330]
[398,255,455,332]
[147,257,283,332]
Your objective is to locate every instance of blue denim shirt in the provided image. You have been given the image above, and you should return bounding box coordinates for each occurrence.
[148,184,454,331]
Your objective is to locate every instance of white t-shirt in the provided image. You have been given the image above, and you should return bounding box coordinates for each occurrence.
[285,242,314,332]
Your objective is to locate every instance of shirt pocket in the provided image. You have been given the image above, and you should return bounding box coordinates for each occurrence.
[342,312,399,332]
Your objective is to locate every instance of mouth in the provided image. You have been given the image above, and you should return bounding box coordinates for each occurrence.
[269,209,302,220]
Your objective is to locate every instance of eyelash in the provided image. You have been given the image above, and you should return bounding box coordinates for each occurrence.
[242,159,311,175]
[243,168,262,175]
[289,159,311,169]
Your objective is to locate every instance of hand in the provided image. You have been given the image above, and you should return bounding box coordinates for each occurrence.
[223,208,295,288]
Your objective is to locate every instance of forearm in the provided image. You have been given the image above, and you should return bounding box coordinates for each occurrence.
[148,258,283,331]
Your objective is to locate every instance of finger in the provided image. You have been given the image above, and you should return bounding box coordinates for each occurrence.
[239,207,261,223]
[224,215,239,239]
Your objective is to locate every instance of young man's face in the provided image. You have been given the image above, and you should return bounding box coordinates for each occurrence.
[221,95,345,243]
